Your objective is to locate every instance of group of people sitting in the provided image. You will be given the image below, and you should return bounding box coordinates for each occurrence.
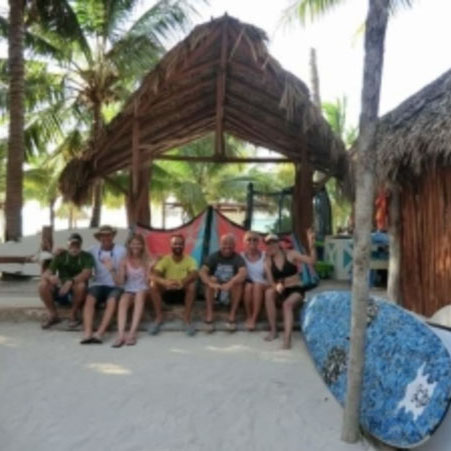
[38,225,316,349]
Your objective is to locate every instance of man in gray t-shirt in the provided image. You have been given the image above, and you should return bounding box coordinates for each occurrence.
[199,234,247,333]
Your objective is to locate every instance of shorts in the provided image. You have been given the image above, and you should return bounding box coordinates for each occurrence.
[162,289,186,305]
[88,285,124,305]
[278,285,305,303]
[53,287,72,306]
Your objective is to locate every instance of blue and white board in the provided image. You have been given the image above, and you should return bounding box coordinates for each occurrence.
[301,291,451,449]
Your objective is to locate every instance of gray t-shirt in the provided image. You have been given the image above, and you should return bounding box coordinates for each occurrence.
[205,251,245,283]
[89,243,127,287]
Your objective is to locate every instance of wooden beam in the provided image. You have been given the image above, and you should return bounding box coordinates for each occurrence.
[152,155,289,163]
[215,20,228,157]
[132,101,140,197]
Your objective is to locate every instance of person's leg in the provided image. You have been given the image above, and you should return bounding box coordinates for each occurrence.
[127,291,146,344]
[94,289,121,339]
[243,282,253,329]
[113,292,132,346]
[69,282,87,322]
[204,276,217,325]
[183,283,196,325]
[228,283,243,324]
[264,288,278,341]
[82,293,97,340]
[149,282,164,325]
[249,283,266,331]
[38,279,58,321]
[281,293,303,349]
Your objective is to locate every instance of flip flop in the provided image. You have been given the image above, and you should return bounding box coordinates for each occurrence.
[90,336,103,344]
[111,338,125,348]
[185,323,197,337]
[204,321,215,334]
[67,318,82,329]
[41,316,61,330]
[148,322,162,336]
[126,336,137,346]
[80,337,94,344]
[225,321,237,333]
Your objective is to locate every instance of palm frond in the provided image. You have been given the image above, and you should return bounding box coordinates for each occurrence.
[281,0,347,26]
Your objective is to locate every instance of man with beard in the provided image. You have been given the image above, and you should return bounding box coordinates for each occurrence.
[149,234,198,336]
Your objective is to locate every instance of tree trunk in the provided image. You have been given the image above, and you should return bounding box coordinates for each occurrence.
[89,101,104,227]
[49,198,55,229]
[89,179,103,227]
[4,0,25,241]
[387,184,401,304]
[309,48,322,108]
[68,206,73,229]
[341,0,390,443]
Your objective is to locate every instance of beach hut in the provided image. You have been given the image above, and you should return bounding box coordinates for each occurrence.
[59,15,346,249]
[375,69,451,316]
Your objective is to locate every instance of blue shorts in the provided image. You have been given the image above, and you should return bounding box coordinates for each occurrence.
[88,285,123,305]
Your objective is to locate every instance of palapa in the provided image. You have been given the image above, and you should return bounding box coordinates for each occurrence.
[59,15,347,205]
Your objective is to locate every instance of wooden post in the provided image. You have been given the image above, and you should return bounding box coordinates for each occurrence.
[132,101,140,198]
[387,184,401,304]
[214,19,228,157]
[292,161,314,250]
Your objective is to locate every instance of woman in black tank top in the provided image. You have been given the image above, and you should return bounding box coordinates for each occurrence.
[263,229,316,349]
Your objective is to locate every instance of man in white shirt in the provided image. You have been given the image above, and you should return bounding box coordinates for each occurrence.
[80,225,127,344]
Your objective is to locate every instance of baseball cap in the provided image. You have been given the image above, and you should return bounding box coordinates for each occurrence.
[68,233,83,245]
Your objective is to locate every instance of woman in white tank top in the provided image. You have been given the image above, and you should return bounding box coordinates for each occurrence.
[241,231,268,331]
[112,234,155,347]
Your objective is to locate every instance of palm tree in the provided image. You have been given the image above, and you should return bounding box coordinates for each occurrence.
[4,0,25,241]
[283,0,414,442]
[2,0,201,238]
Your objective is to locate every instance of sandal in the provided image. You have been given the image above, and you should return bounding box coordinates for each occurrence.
[204,321,215,334]
[111,338,125,348]
[148,322,162,336]
[225,320,237,333]
[185,323,197,337]
[41,316,61,330]
[126,335,137,346]
[67,318,81,329]
[264,332,279,342]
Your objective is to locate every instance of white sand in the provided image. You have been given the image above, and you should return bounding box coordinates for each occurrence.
[0,325,374,451]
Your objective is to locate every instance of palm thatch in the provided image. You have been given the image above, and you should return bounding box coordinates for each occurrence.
[59,15,346,204]
[375,68,451,181]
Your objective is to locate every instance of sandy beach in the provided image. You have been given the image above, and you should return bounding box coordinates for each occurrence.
[0,324,376,451]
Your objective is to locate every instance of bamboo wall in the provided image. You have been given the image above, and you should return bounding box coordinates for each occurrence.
[400,167,451,316]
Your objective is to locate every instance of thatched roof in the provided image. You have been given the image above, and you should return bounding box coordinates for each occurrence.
[375,68,451,181]
[60,15,346,204]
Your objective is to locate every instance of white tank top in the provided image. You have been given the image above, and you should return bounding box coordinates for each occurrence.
[123,262,149,293]
[241,251,266,284]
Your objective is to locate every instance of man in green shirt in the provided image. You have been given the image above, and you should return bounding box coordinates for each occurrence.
[149,234,198,336]
[39,233,94,329]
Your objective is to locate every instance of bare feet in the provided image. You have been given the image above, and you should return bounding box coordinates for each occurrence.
[282,338,291,350]
[245,319,256,331]
[264,332,278,342]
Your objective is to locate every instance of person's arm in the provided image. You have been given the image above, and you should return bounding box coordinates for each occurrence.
[44,256,61,286]
[264,257,283,294]
[110,258,126,285]
[221,266,247,291]
[291,229,317,266]
[199,264,220,290]
[181,258,198,288]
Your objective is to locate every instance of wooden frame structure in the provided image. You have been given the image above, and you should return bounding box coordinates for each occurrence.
[59,15,347,247]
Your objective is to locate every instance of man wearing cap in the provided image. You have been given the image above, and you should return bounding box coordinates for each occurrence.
[199,233,247,332]
[81,225,127,344]
[39,233,94,329]
[149,234,198,336]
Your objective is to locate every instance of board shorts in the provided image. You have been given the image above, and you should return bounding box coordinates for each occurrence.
[162,289,186,305]
[88,285,123,306]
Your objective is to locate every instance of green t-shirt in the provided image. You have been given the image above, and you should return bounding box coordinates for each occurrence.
[49,250,94,282]
[154,255,197,282]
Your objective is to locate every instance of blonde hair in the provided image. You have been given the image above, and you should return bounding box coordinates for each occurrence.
[126,233,150,266]
[244,231,260,242]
